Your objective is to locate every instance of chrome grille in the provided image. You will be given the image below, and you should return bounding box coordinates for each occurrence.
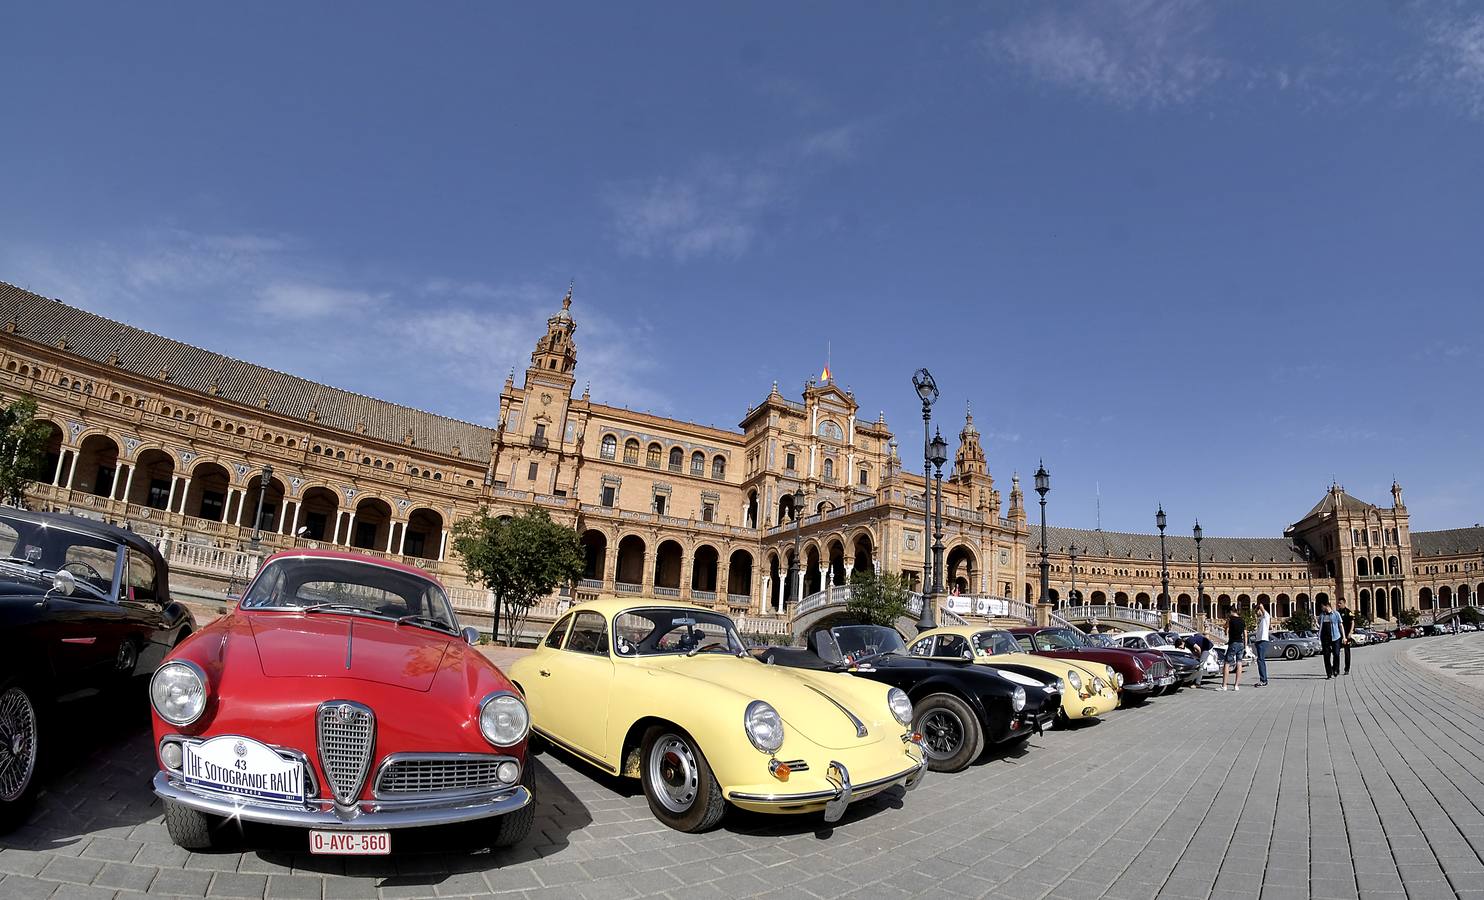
[317,701,375,806]
[1151,660,1169,680]
[375,755,509,797]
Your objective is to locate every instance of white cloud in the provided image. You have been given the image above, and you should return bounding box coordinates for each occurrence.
[607,163,778,261]
[982,0,1228,108]
[799,123,862,161]
[1412,8,1484,119]
[258,282,380,319]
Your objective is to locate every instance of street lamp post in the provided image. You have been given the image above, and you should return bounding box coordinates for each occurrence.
[250,464,273,550]
[785,488,806,612]
[930,428,948,600]
[1156,504,1169,624]
[1303,544,1314,616]
[912,369,939,631]
[1068,542,1078,612]
[1194,520,1204,624]
[1034,462,1050,611]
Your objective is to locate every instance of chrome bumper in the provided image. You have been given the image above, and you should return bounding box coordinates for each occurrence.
[729,755,926,822]
[153,772,531,831]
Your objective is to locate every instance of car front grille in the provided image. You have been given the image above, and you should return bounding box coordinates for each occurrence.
[375,755,510,798]
[317,701,375,805]
[1150,660,1169,680]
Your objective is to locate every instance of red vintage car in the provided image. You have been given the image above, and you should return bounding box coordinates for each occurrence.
[149,550,534,853]
[1006,626,1174,705]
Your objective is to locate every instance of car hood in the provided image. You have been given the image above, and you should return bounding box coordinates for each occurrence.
[642,654,891,750]
[247,613,452,692]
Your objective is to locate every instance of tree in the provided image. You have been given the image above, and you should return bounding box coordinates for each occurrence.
[845,569,910,627]
[0,397,50,508]
[1397,607,1420,627]
[451,507,584,646]
[1355,611,1373,630]
[1460,606,1482,627]
[1284,608,1315,634]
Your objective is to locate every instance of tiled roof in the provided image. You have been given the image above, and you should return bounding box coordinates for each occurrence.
[1030,525,1308,564]
[1411,527,1484,559]
[1300,489,1378,521]
[0,282,495,463]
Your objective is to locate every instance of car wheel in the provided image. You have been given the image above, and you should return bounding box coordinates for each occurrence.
[1284,646,1299,660]
[488,760,536,848]
[115,640,139,675]
[912,693,985,773]
[163,799,216,849]
[640,726,725,833]
[0,684,41,831]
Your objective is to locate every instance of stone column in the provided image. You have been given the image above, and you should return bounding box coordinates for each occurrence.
[642,542,656,595]
[717,560,731,605]
[344,512,357,546]
[761,574,772,615]
[290,502,304,537]
[385,522,398,553]
[65,451,79,489]
[107,464,121,501]
[397,523,408,555]
[603,542,618,592]
[51,450,68,486]
[120,465,135,504]
[233,490,247,527]
[332,512,344,545]
[680,556,694,600]
[437,528,448,561]
[175,476,191,514]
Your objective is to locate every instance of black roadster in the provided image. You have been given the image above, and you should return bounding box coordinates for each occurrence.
[755,624,1059,772]
[0,508,196,828]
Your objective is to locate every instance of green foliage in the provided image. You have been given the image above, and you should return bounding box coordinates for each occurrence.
[451,507,584,645]
[1241,609,1258,635]
[1284,608,1315,634]
[1460,606,1482,627]
[1397,608,1420,627]
[0,397,50,507]
[1354,611,1373,630]
[845,569,910,627]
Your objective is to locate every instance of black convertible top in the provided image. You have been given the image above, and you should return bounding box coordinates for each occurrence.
[0,506,171,595]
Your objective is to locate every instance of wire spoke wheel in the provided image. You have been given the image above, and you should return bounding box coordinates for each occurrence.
[648,734,699,814]
[0,687,39,804]
[919,708,964,760]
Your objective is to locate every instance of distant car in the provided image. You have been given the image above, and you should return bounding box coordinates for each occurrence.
[1008,626,1173,704]
[1264,631,1315,660]
[1104,631,1202,689]
[1461,623,1478,633]
[1397,625,1421,638]
[2,508,196,829]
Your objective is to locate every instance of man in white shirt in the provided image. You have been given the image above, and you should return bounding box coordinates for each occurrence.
[1252,600,1272,687]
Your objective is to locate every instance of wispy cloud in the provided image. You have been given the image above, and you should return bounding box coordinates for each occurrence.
[983,0,1227,109]
[1411,6,1484,119]
[258,282,381,319]
[606,162,779,262]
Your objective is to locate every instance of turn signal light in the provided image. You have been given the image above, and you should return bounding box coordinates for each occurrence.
[769,760,791,781]
[911,732,923,745]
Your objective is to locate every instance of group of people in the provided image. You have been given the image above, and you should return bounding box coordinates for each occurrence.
[1216,598,1356,690]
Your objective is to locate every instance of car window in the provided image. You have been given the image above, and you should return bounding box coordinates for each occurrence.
[564,612,608,656]
[612,608,745,656]
[63,544,120,597]
[1016,635,1037,652]
[545,614,574,649]
[937,634,971,658]
[0,521,18,558]
[974,631,1019,656]
[908,638,933,656]
[126,550,157,602]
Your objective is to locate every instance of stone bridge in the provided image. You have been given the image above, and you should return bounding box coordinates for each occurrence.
[787,587,1034,640]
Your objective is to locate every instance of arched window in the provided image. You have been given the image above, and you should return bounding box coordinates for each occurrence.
[711,455,725,480]
[646,443,662,468]
[668,447,683,472]
[1357,557,1369,577]
[818,420,844,441]
[822,459,834,481]
[600,434,617,460]
[690,451,705,475]
[623,439,639,464]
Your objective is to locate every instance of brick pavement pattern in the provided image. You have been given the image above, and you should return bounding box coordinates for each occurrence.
[3,635,1483,900]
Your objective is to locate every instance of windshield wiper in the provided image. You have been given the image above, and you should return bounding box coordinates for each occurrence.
[303,603,383,617]
[395,614,455,635]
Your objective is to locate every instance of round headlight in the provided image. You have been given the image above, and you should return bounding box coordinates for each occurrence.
[1105,665,1116,682]
[1067,670,1084,693]
[1011,686,1026,712]
[744,700,785,753]
[1092,676,1106,693]
[1115,671,1125,688]
[887,688,913,727]
[150,661,207,726]
[479,693,530,747]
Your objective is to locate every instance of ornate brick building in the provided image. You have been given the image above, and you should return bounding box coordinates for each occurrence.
[1,281,1479,632]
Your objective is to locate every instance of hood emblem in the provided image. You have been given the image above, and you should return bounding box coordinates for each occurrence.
[335,703,355,724]
[234,740,247,757]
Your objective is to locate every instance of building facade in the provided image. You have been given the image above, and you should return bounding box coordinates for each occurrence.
[1,280,1480,629]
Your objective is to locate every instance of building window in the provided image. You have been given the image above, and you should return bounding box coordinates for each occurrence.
[822,459,834,482]
[646,443,661,468]
[146,479,171,510]
[859,467,869,487]
[702,503,714,523]
[668,447,683,472]
[304,511,327,540]
[528,462,539,482]
[623,439,640,464]
[533,423,547,447]
[691,451,705,476]
[712,456,725,479]
[200,490,226,522]
[601,485,616,507]
[600,434,617,460]
[785,452,796,472]
[654,494,667,516]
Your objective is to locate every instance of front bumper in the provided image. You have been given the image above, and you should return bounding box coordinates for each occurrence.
[727,755,926,822]
[153,772,532,831]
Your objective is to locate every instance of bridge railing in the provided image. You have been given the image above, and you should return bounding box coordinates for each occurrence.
[1060,603,1199,631]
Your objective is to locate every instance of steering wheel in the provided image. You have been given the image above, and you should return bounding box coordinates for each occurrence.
[61,560,103,583]
[694,641,724,654]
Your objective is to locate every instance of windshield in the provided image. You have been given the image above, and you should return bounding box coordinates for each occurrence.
[1082,633,1115,648]
[819,625,906,665]
[1036,628,1087,651]
[613,607,746,656]
[973,631,1020,656]
[1144,633,1173,648]
[0,514,121,600]
[240,556,458,632]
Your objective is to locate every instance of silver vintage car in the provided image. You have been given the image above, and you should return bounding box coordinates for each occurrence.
[1264,630,1317,660]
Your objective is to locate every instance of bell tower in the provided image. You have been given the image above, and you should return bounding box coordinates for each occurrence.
[951,404,998,514]
[491,286,581,497]
[527,287,578,385]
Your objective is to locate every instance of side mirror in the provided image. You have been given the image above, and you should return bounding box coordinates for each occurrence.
[961,649,973,661]
[51,570,76,597]
[462,626,480,645]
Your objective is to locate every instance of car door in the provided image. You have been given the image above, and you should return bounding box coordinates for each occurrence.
[47,540,130,691]
[540,611,614,763]
[935,633,973,662]
[118,548,170,674]
[521,614,572,740]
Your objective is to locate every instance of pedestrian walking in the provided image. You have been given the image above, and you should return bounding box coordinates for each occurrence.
[1318,600,1342,678]
[1252,599,1272,686]
[1221,607,1246,692]
[1338,600,1355,675]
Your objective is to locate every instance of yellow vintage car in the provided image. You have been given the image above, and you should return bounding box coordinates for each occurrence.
[507,599,926,832]
[909,626,1119,723]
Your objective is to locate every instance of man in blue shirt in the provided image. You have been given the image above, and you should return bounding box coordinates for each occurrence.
[1318,600,1343,679]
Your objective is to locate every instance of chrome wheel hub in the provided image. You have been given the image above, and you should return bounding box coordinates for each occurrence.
[648,735,699,813]
[0,687,38,803]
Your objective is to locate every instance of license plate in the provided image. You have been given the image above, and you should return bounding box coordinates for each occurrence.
[309,831,391,855]
[182,736,304,805]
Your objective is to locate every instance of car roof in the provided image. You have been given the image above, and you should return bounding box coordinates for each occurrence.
[260,549,445,587]
[916,625,997,640]
[0,507,168,586]
[558,597,728,619]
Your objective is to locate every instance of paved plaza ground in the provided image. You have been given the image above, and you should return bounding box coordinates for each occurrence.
[2,634,1483,900]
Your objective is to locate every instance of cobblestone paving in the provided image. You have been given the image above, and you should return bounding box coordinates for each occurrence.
[4,637,1483,899]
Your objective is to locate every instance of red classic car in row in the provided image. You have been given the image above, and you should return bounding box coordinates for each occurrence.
[150,550,534,853]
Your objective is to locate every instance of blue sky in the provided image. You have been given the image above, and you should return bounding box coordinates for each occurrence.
[2,2,1482,536]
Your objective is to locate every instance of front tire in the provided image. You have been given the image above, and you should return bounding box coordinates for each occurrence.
[163,799,215,850]
[0,684,40,832]
[488,761,536,848]
[1284,646,1299,660]
[640,726,725,833]
[912,693,985,773]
